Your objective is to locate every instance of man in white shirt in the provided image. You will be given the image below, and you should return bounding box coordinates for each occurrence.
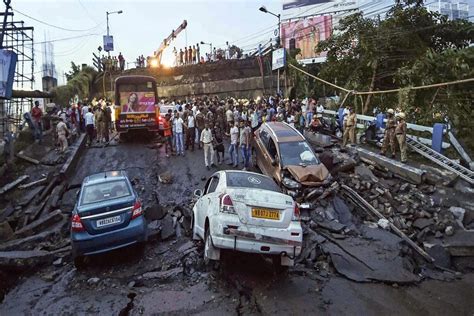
[228,122,240,167]
[200,123,215,170]
[316,103,325,115]
[186,113,195,151]
[226,107,234,135]
[84,108,95,146]
[173,112,184,156]
[240,121,251,171]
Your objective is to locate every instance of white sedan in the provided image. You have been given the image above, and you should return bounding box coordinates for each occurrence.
[192,171,302,267]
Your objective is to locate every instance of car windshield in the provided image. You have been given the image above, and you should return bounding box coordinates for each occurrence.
[279,141,319,167]
[226,172,281,192]
[81,180,131,205]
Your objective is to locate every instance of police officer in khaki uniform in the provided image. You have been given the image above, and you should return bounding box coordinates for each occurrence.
[380,108,397,158]
[342,107,357,147]
[395,112,408,163]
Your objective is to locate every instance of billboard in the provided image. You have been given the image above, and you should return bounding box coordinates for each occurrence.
[281,15,332,61]
[0,50,17,99]
[283,0,332,10]
[103,35,114,52]
[119,91,156,113]
[272,48,286,70]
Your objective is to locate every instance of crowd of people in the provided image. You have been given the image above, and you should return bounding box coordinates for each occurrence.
[101,53,126,72]
[173,41,240,67]
[158,95,409,168]
[159,96,323,170]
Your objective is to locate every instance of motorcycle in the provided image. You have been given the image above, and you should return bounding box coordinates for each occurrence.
[359,120,384,147]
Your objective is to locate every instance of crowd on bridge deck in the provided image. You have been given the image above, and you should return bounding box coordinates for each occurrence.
[173,41,240,67]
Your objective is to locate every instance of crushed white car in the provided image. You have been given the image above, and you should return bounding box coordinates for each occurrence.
[192,171,302,267]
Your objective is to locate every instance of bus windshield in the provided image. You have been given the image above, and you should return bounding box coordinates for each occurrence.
[117,81,156,113]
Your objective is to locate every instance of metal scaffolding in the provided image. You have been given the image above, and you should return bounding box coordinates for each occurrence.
[0,9,34,136]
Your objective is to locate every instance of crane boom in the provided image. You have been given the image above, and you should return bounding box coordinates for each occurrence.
[154,20,187,65]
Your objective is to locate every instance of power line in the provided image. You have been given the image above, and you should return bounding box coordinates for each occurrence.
[25,32,102,46]
[12,8,105,32]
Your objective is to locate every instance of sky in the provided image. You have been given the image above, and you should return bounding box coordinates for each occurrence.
[12,0,474,89]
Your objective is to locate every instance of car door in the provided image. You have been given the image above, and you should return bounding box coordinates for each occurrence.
[266,137,281,182]
[256,128,272,176]
[195,174,220,236]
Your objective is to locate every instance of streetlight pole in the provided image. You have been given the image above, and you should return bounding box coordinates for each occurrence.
[259,5,281,95]
[106,10,123,57]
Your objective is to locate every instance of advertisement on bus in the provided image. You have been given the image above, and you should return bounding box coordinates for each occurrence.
[114,76,160,133]
[281,15,333,62]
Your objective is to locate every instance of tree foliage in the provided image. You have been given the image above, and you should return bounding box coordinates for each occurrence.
[312,0,474,149]
[53,63,97,106]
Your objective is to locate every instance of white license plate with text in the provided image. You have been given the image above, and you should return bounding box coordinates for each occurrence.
[97,215,121,227]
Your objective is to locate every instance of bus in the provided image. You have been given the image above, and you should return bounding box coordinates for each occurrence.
[114,75,160,135]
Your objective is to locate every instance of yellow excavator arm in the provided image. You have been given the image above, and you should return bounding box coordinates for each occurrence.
[153,20,188,65]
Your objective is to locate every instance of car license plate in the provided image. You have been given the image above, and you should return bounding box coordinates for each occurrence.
[97,215,121,227]
[252,208,279,220]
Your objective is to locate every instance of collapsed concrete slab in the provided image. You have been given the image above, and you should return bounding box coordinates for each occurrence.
[356,147,425,184]
[0,246,70,269]
[14,209,64,238]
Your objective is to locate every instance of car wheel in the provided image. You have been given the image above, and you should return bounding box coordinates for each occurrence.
[74,256,86,270]
[359,134,367,144]
[204,226,220,264]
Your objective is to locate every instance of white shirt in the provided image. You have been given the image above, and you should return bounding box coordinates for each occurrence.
[85,112,95,126]
[287,115,295,127]
[230,126,239,145]
[317,104,324,114]
[82,105,89,118]
[173,117,184,133]
[200,128,213,144]
[187,115,195,128]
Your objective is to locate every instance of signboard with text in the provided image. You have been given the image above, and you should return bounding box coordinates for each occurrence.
[0,50,17,99]
[281,15,333,62]
[103,35,114,52]
[272,48,286,70]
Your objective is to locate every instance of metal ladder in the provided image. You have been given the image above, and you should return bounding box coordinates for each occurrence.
[407,136,474,185]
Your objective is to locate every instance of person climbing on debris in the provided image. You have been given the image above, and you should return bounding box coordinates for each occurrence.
[395,112,408,163]
[380,108,397,158]
[342,107,357,147]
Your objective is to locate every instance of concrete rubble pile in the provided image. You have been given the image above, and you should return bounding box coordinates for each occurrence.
[0,135,86,271]
[297,144,474,282]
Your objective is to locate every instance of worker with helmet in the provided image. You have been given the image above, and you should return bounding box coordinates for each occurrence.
[395,112,408,163]
[380,108,397,158]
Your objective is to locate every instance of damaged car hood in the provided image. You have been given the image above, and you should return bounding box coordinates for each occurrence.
[286,164,330,186]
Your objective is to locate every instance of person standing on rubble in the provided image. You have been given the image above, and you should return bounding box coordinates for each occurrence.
[395,112,408,163]
[56,117,70,153]
[85,108,95,146]
[342,107,357,147]
[200,122,216,170]
[380,108,397,158]
[31,101,43,143]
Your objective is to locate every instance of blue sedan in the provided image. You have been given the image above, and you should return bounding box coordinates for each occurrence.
[71,171,147,268]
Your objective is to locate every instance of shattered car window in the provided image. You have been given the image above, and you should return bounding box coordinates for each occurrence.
[81,180,131,205]
[279,141,319,167]
[226,172,281,192]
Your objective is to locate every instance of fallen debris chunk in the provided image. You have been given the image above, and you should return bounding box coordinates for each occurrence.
[160,214,175,240]
[0,246,70,269]
[341,184,434,263]
[0,222,63,251]
[356,147,424,184]
[18,177,47,190]
[16,152,40,165]
[14,209,64,238]
[0,175,29,195]
[159,172,174,184]
[18,186,44,207]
